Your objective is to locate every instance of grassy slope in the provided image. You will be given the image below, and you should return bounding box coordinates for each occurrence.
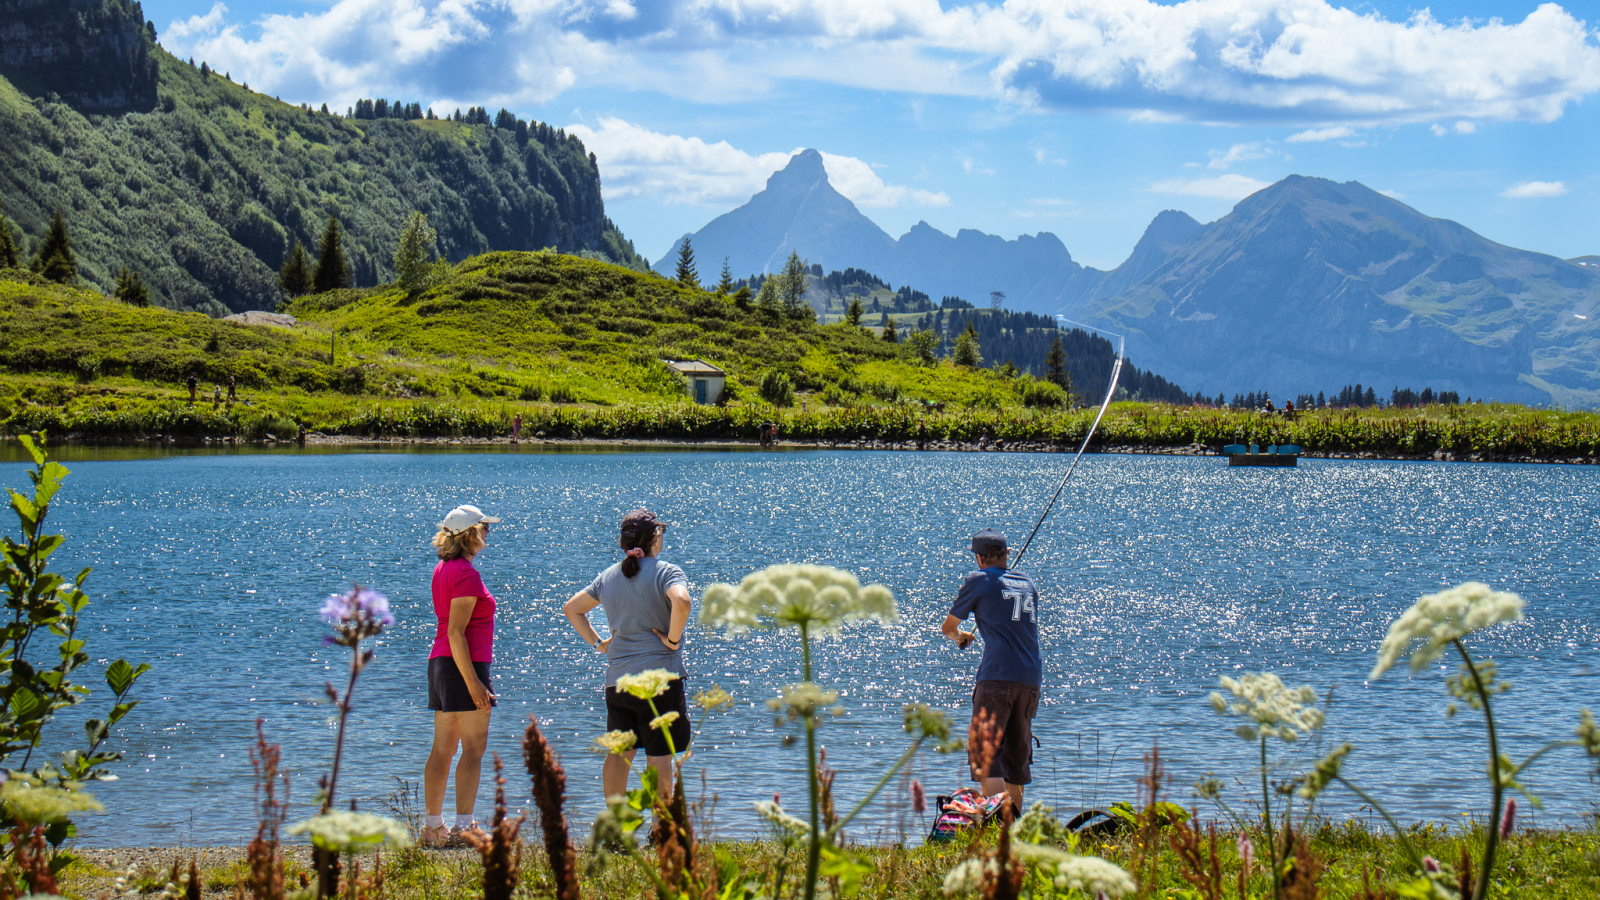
[0,50,646,316]
[4,252,1600,455]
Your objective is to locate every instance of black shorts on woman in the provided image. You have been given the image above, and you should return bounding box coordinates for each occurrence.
[606,678,692,757]
[427,658,497,712]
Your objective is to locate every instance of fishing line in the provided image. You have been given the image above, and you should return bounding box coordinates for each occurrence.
[1010,319,1124,568]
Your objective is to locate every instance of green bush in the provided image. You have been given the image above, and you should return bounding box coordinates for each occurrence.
[759,371,795,407]
[1017,377,1068,408]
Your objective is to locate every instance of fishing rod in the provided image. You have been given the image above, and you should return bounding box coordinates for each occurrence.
[1010,319,1124,569]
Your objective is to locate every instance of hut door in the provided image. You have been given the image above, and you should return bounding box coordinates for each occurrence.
[694,379,707,403]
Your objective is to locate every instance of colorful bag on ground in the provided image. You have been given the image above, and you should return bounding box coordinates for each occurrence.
[925,788,1009,843]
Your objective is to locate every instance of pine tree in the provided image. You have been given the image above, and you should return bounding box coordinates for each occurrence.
[279,240,313,297]
[716,257,734,295]
[881,314,897,343]
[1044,334,1069,390]
[845,295,864,327]
[0,213,18,269]
[114,267,149,307]
[779,250,809,313]
[733,285,752,310]
[312,216,352,293]
[953,320,982,367]
[30,208,76,284]
[674,238,699,289]
[393,211,437,293]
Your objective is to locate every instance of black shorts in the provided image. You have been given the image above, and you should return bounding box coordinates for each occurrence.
[605,678,691,758]
[969,679,1040,785]
[428,657,496,712]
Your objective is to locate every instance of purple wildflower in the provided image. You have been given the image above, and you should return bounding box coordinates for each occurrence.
[911,779,926,815]
[1423,856,1440,873]
[1236,833,1254,870]
[1500,798,1516,838]
[320,585,392,647]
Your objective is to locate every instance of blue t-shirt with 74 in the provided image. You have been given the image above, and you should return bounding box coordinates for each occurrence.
[949,566,1041,688]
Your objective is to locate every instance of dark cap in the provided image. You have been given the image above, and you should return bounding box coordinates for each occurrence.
[620,509,665,537]
[971,528,1007,556]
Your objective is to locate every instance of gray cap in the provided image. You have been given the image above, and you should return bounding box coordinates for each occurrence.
[971,529,1007,555]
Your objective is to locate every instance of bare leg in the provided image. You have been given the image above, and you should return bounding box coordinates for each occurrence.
[453,708,492,816]
[603,749,638,799]
[648,755,676,802]
[425,712,463,817]
[979,777,1023,813]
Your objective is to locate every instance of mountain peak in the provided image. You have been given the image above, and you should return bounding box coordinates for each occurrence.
[767,148,828,192]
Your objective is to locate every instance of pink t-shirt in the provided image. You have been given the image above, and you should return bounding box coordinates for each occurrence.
[430,558,495,662]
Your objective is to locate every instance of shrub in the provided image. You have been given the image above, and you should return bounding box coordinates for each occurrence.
[1018,377,1068,408]
[759,371,795,407]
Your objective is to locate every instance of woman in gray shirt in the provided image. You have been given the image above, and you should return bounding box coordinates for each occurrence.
[563,509,692,801]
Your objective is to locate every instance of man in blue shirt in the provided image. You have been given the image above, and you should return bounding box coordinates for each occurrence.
[942,528,1041,813]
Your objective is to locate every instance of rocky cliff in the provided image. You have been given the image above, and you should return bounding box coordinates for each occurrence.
[0,0,158,112]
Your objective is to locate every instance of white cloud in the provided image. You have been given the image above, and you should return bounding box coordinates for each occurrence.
[1379,188,1406,199]
[160,0,1600,127]
[1430,124,1449,136]
[1150,174,1273,200]
[1207,142,1274,170]
[1031,146,1067,165]
[1287,126,1356,143]
[1455,120,1477,134]
[565,118,948,208]
[1501,180,1568,198]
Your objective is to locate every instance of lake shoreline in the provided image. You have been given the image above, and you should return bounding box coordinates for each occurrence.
[16,432,1600,466]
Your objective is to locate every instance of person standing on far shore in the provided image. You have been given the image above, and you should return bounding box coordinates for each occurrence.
[564,509,693,802]
[941,529,1041,813]
[421,504,502,847]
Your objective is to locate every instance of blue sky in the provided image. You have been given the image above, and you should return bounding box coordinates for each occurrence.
[149,1,1598,271]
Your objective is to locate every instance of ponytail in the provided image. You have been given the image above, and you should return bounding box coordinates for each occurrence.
[619,525,658,578]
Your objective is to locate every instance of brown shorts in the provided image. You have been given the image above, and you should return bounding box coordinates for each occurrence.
[969,680,1040,785]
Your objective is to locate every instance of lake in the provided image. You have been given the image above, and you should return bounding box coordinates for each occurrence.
[2,444,1596,846]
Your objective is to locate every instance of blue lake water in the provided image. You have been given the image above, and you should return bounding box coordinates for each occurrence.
[2,445,1597,847]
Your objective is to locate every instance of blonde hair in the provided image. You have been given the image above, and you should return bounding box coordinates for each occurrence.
[432,525,484,561]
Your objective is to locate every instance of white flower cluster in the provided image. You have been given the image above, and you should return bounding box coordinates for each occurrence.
[1209,672,1324,743]
[693,686,735,711]
[1371,582,1525,679]
[940,857,993,895]
[615,669,679,700]
[288,810,413,853]
[767,682,843,723]
[700,564,897,634]
[753,799,810,837]
[593,730,637,755]
[1050,855,1138,897]
[0,780,102,826]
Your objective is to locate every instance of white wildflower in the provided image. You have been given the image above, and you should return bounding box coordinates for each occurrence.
[1298,742,1354,799]
[693,686,734,711]
[0,781,102,826]
[1370,582,1524,679]
[700,564,897,634]
[288,811,412,853]
[941,858,990,895]
[767,682,843,723]
[1052,855,1138,897]
[649,711,680,731]
[1213,672,1324,743]
[593,730,637,755]
[615,669,679,700]
[753,800,810,837]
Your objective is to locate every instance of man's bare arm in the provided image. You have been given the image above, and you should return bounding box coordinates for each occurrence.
[942,614,976,649]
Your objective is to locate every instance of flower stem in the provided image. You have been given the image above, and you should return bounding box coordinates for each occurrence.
[1260,736,1280,900]
[322,644,364,814]
[1454,639,1500,900]
[829,737,924,838]
[1331,776,1423,871]
[800,622,821,900]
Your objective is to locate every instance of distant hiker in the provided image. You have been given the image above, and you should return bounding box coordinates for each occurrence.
[563,509,692,803]
[512,414,522,444]
[227,376,237,401]
[212,384,222,406]
[979,427,992,450]
[422,504,503,848]
[941,529,1041,814]
[1284,399,1295,416]
[918,420,928,451]
[296,423,306,447]
[1265,399,1276,413]
[186,374,197,403]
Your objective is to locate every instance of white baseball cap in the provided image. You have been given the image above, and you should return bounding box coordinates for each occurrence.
[439,504,502,534]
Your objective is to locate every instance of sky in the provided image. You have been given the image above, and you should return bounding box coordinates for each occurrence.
[147,0,1599,271]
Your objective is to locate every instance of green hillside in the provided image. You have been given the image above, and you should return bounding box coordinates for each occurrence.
[0,47,645,316]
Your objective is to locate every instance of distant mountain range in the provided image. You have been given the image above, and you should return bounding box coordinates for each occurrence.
[661,151,1600,406]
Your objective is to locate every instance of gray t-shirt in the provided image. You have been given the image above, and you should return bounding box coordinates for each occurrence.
[586,558,689,687]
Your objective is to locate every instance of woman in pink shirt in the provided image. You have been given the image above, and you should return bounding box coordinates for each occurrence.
[421,504,501,847]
